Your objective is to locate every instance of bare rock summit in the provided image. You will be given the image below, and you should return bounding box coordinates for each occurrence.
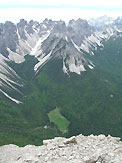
[0,134,122,163]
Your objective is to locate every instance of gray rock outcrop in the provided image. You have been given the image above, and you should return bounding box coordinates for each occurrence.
[0,134,122,163]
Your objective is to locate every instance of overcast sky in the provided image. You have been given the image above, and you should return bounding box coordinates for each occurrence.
[0,0,122,23]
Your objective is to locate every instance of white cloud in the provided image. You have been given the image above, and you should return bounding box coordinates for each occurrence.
[0,0,122,23]
[1,0,122,7]
[0,8,122,23]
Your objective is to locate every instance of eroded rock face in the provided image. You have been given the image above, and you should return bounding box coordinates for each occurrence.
[0,134,122,163]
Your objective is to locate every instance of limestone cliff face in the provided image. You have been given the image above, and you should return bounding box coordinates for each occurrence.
[0,134,122,163]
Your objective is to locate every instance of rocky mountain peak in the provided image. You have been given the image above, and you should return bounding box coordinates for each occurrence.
[17,19,27,27]
[0,17,122,103]
[52,21,66,34]
[88,15,114,30]
[114,16,122,26]
[0,21,18,55]
[67,19,94,46]
[68,18,89,27]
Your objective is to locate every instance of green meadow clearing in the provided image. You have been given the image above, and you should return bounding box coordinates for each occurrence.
[48,107,69,133]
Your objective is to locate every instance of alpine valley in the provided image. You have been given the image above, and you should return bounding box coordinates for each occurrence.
[0,16,122,146]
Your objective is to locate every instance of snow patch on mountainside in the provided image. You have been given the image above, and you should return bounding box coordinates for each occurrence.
[0,54,20,87]
[80,33,104,54]
[80,26,122,54]
[30,30,50,57]
[63,60,68,74]
[62,54,87,75]
[0,89,23,104]
[88,64,94,69]
[10,27,51,66]
[16,27,41,60]
[34,51,52,72]
[8,48,25,63]
[0,53,23,102]
[30,38,43,56]
[0,74,23,94]
[69,64,86,74]
[71,39,81,52]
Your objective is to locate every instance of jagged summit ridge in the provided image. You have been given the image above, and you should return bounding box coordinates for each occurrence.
[0,134,122,163]
[0,17,122,103]
[0,18,95,102]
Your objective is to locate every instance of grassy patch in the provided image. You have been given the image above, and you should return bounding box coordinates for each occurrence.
[48,107,69,133]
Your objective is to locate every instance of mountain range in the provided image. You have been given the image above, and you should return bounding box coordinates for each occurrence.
[0,16,122,146]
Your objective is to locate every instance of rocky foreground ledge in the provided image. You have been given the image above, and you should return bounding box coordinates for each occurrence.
[0,134,122,163]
